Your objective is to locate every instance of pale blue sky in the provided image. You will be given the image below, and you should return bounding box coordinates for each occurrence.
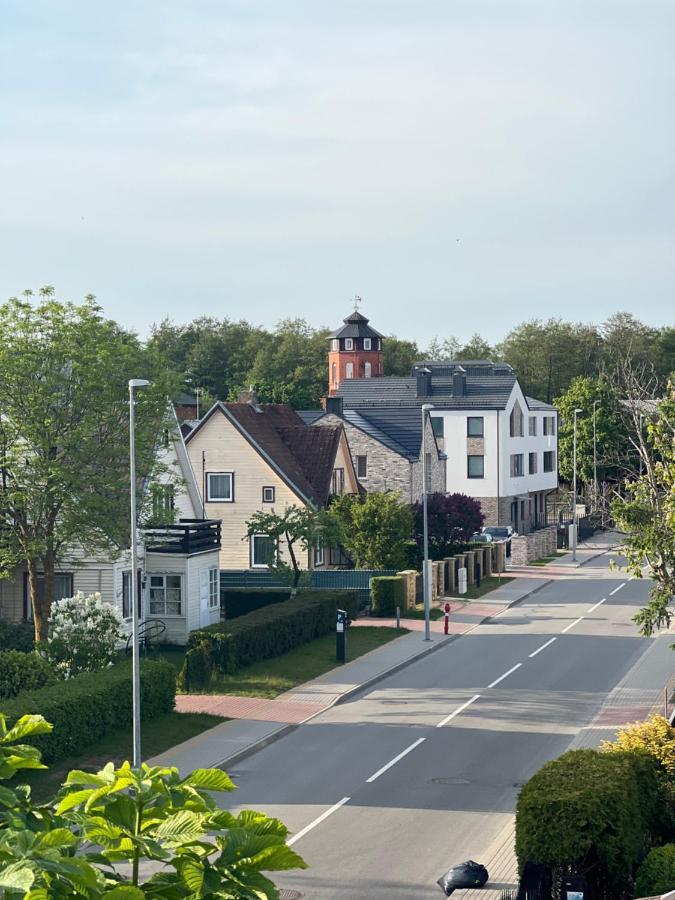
[1,1,673,344]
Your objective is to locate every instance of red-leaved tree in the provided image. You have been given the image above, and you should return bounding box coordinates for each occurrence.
[411,492,484,561]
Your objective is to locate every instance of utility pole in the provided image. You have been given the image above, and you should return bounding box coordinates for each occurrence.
[421,403,434,641]
[572,408,582,561]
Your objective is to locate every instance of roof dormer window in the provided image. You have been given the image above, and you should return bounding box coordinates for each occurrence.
[345,338,354,351]
[331,339,339,351]
[363,337,371,350]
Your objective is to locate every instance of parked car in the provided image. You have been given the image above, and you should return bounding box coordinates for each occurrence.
[470,532,493,543]
[481,525,514,556]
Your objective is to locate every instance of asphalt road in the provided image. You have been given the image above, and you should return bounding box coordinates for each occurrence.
[222,551,672,899]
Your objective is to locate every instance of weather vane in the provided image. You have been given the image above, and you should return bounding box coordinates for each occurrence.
[352,295,362,312]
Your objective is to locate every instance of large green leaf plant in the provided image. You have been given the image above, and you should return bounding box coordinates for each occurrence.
[0,713,306,898]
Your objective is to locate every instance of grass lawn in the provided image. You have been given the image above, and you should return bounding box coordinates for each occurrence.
[198,625,407,699]
[447,574,515,600]
[402,606,444,620]
[20,711,226,803]
[528,551,567,566]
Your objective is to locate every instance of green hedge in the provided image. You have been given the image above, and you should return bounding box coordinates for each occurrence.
[370,576,404,616]
[0,650,56,699]
[0,659,176,762]
[0,620,34,653]
[634,843,675,897]
[223,589,290,620]
[180,590,359,690]
[515,749,662,896]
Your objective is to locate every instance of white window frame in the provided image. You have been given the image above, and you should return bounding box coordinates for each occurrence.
[543,450,556,473]
[511,453,524,477]
[250,534,277,568]
[206,471,234,502]
[314,543,325,567]
[363,337,371,350]
[529,416,537,437]
[345,338,354,350]
[528,451,538,474]
[345,362,354,379]
[364,361,372,378]
[331,338,339,351]
[262,486,275,503]
[148,573,183,617]
[208,567,219,609]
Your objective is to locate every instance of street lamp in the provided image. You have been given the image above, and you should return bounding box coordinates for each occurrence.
[572,408,583,561]
[129,378,150,767]
[639,413,645,476]
[421,403,434,642]
[592,399,600,512]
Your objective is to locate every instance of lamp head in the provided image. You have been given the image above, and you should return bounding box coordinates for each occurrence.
[574,407,583,414]
[422,403,434,412]
[129,379,151,389]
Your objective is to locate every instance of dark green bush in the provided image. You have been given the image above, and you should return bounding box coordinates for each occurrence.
[0,659,175,762]
[223,589,290,620]
[370,576,404,616]
[181,590,359,689]
[516,749,662,897]
[634,843,675,897]
[0,619,34,653]
[0,650,56,699]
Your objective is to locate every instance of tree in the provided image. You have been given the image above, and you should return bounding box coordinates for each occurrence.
[554,376,627,483]
[383,336,420,376]
[330,493,413,569]
[411,492,484,561]
[612,378,675,635]
[455,333,494,359]
[0,290,173,641]
[245,505,341,589]
[425,335,459,361]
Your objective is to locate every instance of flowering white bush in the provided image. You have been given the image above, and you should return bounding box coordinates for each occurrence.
[45,591,124,678]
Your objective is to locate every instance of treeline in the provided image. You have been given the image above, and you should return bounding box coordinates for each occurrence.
[149,312,675,408]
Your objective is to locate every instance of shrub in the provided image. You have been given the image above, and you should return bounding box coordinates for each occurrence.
[515,749,661,897]
[0,659,175,762]
[330,492,413,569]
[0,650,56,699]
[634,844,675,897]
[370,576,404,616]
[42,591,124,677]
[180,590,359,689]
[223,588,290,620]
[0,619,34,652]
[411,492,485,563]
[602,714,675,780]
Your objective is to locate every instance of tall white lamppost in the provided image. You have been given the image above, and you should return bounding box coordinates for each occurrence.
[593,399,600,512]
[421,403,434,641]
[129,378,150,767]
[572,407,583,561]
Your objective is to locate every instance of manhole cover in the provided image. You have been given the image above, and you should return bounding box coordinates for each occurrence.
[431,777,470,785]
[279,892,304,900]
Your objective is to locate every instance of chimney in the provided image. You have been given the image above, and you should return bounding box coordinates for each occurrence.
[416,367,432,397]
[325,396,344,417]
[452,367,467,397]
[237,386,261,410]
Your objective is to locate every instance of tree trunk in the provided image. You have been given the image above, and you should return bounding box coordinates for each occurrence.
[27,558,48,643]
[285,531,300,590]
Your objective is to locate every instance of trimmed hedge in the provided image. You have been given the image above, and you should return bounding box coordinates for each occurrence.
[0,650,56,699]
[634,843,675,897]
[181,590,359,690]
[370,576,404,616]
[223,589,290,620]
[0,659,176,762]
[515,749,662,896]
[0,619,34,653]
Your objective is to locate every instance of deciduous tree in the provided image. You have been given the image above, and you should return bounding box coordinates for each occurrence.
[330,493,413,570]
[411,492,484,561]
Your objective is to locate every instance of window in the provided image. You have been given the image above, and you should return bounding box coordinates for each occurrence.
[331,362,337,385]
[331,339,339,351]
[364,361,372,378]
[467,416,484,437]
[363,337,371,350]
[314,543,325,567]
[425,452,432,491]
[331,467,345,494]
[356,455,367,478]
[431,417,444,437]
[345,338,354,350]
[543,450,556,472]
[208,567,219,608]
[467,455,484,478]
[510,402,524,437]
[162,428,170,448]
[329,545,350,566]
[529,416,537,436]
[345,362,354,379]
[122,569,142,619]
[149,574,182,616]
[543,416,556,436]
[251,534,276,568]
[151,484,174,521]
[23,573,73,620]
[206,472,233,502]
[262,486,275,503]
[511,453,524,477]
[528,452,537,475]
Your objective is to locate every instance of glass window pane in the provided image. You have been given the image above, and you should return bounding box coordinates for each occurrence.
[253,535,275,566]
[431,417,444,437]
[209,474,231,500]
[468,455,484,477]
[467,417,484,436]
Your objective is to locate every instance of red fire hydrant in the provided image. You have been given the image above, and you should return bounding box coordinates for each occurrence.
[444,601,451,635]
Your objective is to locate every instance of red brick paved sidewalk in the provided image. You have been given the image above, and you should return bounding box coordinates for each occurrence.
[176,693,328,724]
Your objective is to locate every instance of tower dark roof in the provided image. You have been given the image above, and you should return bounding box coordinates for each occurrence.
[329,310,385,340]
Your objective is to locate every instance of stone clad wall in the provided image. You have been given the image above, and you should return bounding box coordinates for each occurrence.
[510,526,557,565]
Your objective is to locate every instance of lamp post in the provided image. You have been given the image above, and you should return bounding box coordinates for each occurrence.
[572,407,583,561]
[195,386,202,420]
[592,399,600,512]
[129,378,150,767]
[421,403,434,641]
[639,413,645,476]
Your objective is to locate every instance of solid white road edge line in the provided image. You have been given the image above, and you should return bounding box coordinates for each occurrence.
[287,797,351,846]
[587,598,607,614]
[436,694,481,728]
[609,582,627,596]
[365,738,426,783]
[562,616,585,633]
[528,637,557,658]
[487,663,522,689]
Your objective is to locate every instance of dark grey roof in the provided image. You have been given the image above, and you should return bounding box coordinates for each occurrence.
[297,410,325,424]
[336,373,517,409]
[412,360,514,377]
[346,407,435,457]
[329,310,385,340]
[526,396,557,411]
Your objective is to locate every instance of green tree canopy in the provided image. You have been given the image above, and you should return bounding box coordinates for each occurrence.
[455,333,494,359]
[330,493,413,570]
[382,336,420,376]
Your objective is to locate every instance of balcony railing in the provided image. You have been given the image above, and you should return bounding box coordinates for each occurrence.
[143,518,221,555]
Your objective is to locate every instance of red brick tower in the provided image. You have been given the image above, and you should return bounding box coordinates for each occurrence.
[328,301,385,396]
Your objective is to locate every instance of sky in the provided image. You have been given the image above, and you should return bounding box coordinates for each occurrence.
[1,0,673,346]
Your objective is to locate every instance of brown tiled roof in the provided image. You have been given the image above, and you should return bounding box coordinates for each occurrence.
[277,425,342,506]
